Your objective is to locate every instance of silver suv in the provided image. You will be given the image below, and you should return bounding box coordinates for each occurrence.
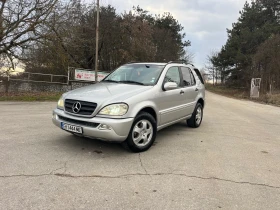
[52,62,205,152]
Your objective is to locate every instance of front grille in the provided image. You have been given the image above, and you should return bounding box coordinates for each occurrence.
[58,115,100,128]
[65,99,97,116]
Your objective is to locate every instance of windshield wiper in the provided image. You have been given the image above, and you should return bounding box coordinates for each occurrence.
[119,80,145,86]
[102,79,120,83]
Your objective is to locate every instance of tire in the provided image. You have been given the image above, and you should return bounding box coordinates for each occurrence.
[124,112,157,153]
[187,103,203,128]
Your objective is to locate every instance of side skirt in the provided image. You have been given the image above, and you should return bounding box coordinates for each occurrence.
[157,115,192,131]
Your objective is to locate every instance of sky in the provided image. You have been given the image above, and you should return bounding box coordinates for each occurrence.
[96,0,247,69]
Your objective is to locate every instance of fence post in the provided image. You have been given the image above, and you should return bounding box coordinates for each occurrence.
[51,74,53,83]
[5,76,10,93]
[67,68,70,85]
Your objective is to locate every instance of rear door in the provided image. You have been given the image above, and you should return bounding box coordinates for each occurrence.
[180,67,199,115]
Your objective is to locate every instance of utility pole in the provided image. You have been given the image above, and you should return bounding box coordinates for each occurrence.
[95,0,100,82]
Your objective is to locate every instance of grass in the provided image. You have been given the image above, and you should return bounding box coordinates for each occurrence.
[1,86,280,106]
[206,84,249,99]
[205,84,280,107]
[0,92,62,101]
[259,93,280,106]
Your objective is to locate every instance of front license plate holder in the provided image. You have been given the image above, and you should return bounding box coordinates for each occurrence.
[61,122,83,134]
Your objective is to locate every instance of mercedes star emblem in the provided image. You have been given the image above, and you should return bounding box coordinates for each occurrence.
[72,102,82,113]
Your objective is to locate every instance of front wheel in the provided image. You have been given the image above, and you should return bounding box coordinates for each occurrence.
[124,112,157,153]
[187,103,203,128]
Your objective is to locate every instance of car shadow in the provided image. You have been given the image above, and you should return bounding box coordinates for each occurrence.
[53,121,191,155]
[53,133,129,156]
[157,121,190,134]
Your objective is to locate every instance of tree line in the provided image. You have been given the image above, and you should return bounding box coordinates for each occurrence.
[207,0,280,93]
[0,0,191,76]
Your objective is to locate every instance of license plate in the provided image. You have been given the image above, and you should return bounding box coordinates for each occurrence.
[61,122,83,134]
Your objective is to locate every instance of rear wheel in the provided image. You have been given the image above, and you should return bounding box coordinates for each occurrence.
[124,112,157,153]
[187,103,203,128]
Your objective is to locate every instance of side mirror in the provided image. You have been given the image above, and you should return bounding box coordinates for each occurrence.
[164,82,178,91]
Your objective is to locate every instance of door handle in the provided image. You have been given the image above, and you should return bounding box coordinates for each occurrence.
[180,90,184,94]
[195,88,199,92]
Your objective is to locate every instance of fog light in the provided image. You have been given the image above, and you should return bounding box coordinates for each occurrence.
[99,124,111,130]
[52,113,56,119]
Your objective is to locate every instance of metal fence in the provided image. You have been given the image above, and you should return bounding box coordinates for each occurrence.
[8,72,69,85]
[6,67,110,85]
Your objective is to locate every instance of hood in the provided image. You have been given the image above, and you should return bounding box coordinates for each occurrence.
[64,82,153,105]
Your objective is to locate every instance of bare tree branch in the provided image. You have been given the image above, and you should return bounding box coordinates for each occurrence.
[0,0,58,73]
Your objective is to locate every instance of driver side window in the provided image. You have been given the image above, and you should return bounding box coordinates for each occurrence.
[164,67,181,86]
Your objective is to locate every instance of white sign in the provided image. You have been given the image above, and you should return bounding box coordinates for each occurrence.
[75,69,109,81]
[250,78,261,98]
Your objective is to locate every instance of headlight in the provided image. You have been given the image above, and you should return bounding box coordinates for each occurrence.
[57,97,64,109]
[99,103,128,116]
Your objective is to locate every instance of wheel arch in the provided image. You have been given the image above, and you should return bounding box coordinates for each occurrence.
[136,107,157,123]
[197,98,205,108]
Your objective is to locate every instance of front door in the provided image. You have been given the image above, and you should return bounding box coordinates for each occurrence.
[157,66,186,125]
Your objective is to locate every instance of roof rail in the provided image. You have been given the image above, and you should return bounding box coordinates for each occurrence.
[127,61,141,64]
[167,60,185,64]
[167,61,194,66]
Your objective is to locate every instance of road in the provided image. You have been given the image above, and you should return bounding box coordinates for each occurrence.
[1,91,280,210]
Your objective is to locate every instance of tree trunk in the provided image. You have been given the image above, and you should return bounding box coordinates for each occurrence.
[4,78,9,94]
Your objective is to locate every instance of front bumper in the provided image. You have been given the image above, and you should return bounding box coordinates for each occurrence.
[52,109,134,142]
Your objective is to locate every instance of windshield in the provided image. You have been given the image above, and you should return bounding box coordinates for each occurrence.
[103,64,164,86]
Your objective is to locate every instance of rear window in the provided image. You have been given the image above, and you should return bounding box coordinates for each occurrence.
[194,68,205,84]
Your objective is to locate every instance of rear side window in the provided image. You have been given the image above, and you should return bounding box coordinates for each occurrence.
[181,67,196,87]
[194,68,205,84]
